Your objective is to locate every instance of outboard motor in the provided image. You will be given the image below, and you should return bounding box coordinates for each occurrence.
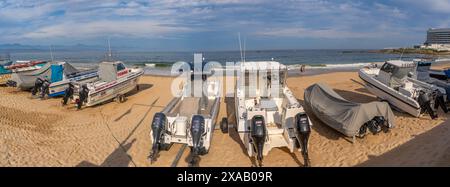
[418,91,437,119]
[6,80,17,87]
[251,115,266,167]
[190,115,205,155]
[433,90,448,113]
[40,79,50,99]
[31,78,44,96]
[77,84,89,110]
[294,113,311,167]
[149,112,167,163]
[62,83,74,105]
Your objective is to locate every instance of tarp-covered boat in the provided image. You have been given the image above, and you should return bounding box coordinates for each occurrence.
[304,83,395,138]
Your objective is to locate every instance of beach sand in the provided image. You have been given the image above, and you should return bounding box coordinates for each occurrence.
[1,72,450,167]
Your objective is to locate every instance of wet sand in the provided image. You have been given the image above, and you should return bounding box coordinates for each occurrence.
[0,72,449,167]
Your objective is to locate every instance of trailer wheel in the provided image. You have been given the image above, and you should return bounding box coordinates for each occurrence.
[116,94,125,103]
[220,117,228,133]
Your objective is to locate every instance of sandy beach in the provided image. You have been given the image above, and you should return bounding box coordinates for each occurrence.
[1,70,450,167]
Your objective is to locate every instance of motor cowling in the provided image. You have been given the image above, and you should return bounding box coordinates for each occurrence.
[190,115,205,155]
[40,79,50,99]
[149,112,167,163]
[77,84,89,109]
[418,91,437,119]
[31,78,44,96]
[251,115,266,166]
[294,113,311,167]
[433,90,448,113]
[62,83,74,105]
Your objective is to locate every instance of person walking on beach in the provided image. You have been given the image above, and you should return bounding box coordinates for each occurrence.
[300,65,306,72]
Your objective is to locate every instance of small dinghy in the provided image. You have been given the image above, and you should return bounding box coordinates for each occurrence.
[304,83,395,139]
[67,61,143,109]
[359,60,447,119]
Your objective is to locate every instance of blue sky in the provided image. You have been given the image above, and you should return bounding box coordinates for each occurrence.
[0,0,449,51]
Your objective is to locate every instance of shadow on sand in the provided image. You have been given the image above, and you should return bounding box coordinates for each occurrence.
[77,139,137,167]
[224,97,258,167]
[357,121,450,166]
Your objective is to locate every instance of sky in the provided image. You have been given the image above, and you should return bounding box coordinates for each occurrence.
[0,0,449,51]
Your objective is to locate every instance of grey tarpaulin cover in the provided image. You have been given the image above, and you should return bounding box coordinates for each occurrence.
[304,83,395,137]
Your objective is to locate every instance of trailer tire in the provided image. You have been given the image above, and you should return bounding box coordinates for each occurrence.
[220,117,228,133]
[116,94,125,103]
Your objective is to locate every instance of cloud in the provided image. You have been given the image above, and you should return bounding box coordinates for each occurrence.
[22,20,193,39]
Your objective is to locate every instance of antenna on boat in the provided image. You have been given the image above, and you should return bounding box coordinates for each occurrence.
[399,47,406,60]
[49,45,54,62]
[107,37,112,61]
[238,32,243,63]
[243,36,246,63]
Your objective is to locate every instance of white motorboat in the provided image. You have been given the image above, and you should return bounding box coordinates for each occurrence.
[231,61,313,166]
[359,60,447,118]
[69,61,143,109]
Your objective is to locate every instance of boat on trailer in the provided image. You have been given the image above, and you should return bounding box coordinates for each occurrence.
[231,61,313,167]
[67,61,143,109]
[359,60,448,119]
[149,53,221,166]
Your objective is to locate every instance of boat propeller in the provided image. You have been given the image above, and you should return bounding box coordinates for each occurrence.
[251,115,266,167]
[76,84,89,110]
[418,91,438,119]
[294,113,311,167]
[148,112,167,164]
[31,78,44,96]
[62,83,75,105]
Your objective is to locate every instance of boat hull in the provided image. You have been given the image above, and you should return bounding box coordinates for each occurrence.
[359,69,421,117]
[83,71,143,107]
[48,72,99,97]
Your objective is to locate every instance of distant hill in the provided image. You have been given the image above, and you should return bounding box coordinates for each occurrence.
[0,43,115,52]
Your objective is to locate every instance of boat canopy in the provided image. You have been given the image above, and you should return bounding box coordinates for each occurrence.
[304,83,396,137]
[98,61,123,82]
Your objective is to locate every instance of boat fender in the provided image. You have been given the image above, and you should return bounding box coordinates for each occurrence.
[191,115,206,155]
[251,115,266,166]
[295,113,311,167]
[149,112,167,163]
[418,91,438,119]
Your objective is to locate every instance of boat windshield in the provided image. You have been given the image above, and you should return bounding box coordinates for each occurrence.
[243,69,285,98]
[392,66,415,79]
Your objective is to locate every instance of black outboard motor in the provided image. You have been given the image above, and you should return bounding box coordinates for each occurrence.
[251,115,266,167]
[190,115,205,156]
[31,78,44,96]
[418,91,438,119]
[294,113,311,167]
[149,112,167,163]
[77,84,89,110]
[40,79,50,99]
[434,90,448,113]
[62,83,74,105]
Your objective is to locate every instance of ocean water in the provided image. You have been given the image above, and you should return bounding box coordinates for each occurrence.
[4,49,437,75]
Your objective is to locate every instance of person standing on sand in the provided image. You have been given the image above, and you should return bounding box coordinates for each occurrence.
[300,65,306,72]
